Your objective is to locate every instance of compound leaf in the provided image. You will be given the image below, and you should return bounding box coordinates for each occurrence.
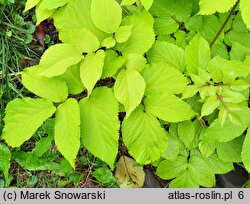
[2,98,56,147]
[122,106,167,164]
[55,98,80,168]
[114,69,145,117]
[79,87,119,168]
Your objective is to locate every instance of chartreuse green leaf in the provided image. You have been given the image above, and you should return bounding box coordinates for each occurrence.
[230,80,250,92]
[80,50,105,96]
[37,44,82,77]
[228,112,244,127]
[59,28,100,53]
[185,34,210,74]
[162,133,180,160]
[116,10,155,55]
[199,0,237,15]
[101,37,116,48]
[181,85,199,99]
[218,107,228,127]
[55,98,80,168]
[122,106,167,164]
[140,0,153,10]
[203,109,250,142]
[178,121,195,147]
[115,156,145,188]
[114,69,145,117]
[240,0,250,30]
[217,136,244,162]
[158,155,215,188]
[91,0,122,34]
[205,154,234,174]
[125,54,146,72]
[79,87,119,168]
[242,127,250,172]
[150,0,193,22]
[230,42,250,61]
[203,119,244,143]
[147,41,185,72]
[222,91,246,104]
[53,0,107,41]
[22,66,68,103]
[153,17,179,36]
[188,156,216,187]
[24,0,40,12]
[39,0,71,10]
[35,3,55,25]
[199,140,217,158]
[102,50,125,78]
[142,62,188,95]
[201,95,220,117]
[144,93,195,123]
[207,56,250,81]
[169,170,199,188]
[2,98,56,147]
[0,144,11,186]
[60,63,84,95]
[121,0,136,5]
[115,26,132,43]
[156,156,187,180]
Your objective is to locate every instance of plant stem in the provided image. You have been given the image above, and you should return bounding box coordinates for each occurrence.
[210,0,240,47]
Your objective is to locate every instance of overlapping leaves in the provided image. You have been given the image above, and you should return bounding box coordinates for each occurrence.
[0,0,250,188]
